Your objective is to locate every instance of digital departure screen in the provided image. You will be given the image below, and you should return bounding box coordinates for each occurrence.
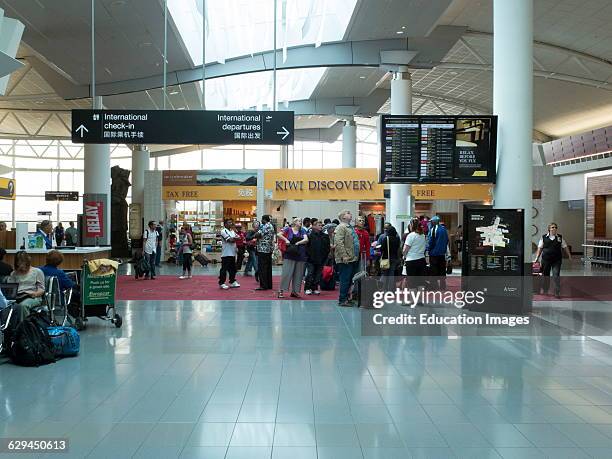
[380,115,497,183]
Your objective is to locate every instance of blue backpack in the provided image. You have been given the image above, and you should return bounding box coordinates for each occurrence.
[47,326,80,357]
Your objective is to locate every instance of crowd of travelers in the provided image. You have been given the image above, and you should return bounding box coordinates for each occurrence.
[140,212,570,305]
[171,211,455,307]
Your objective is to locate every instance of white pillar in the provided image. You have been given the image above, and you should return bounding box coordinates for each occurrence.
[342,119,357,168]
[493,0,533,260]
[83,97,111,242]
[256,169,265,220]
[389,70,413,231]
[131,144,150,207]
[280,145,289,168]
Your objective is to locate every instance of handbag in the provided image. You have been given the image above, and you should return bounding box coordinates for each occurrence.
[380,236,391,270]
[532,261,542,275]
[285,243,300,257]
[284,229,302,257]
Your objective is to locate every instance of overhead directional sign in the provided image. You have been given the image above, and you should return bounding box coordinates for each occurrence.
[45,191,79,201]
[71,109,294,145]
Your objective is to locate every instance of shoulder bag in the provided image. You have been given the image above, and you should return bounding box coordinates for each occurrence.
[380,236,390,270]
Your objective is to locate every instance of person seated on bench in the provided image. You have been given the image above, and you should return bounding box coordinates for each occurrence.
[7,251,45,322]
[39,250,75,291]
[0,248,13,278]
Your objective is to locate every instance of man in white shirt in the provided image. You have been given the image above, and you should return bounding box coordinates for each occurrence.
[143,221,158,280]
[219,218,240,290]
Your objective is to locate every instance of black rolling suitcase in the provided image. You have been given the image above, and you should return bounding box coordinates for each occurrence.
[194,252,210,267]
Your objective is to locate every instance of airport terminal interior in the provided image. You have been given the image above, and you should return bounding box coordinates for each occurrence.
[1,0,612,458]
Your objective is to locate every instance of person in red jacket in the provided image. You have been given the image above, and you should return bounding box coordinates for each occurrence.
[234,223,247,271]
[355,217,371,268]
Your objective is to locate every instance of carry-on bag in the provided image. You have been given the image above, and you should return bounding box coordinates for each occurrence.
[194,252,210,267]
[47,326,80,357]
[320,265,336,291]
[10,315,56,366]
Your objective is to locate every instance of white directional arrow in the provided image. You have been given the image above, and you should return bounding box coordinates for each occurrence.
[76,124,89,138]
[276,126,289,140]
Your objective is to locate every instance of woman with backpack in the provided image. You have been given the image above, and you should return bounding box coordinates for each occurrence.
[277,218,309,298]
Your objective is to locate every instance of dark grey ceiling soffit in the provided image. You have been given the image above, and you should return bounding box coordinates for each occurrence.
[289,89,391,118]
[295,122,344,144]
[37,25,465,100]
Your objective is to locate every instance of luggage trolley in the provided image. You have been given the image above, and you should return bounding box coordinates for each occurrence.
[75,259,122,330]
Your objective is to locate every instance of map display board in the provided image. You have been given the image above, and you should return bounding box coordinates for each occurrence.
[461,205,529,314]
[462,206,524,277]
[380,115,497,183]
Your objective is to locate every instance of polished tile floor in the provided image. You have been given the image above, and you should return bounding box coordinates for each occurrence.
[2,264,612,458]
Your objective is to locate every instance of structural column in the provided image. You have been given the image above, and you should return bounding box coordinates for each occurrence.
[493,0,533,259]
[342,118,357,168]
[131,144,150,208]
[389,69,413,231]
[257,169,265,220]
[280,145,289,168]
[83,96,111,243]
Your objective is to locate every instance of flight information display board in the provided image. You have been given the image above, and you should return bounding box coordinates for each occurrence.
[380,115,497,183]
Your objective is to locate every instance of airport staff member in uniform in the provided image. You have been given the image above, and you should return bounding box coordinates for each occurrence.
[534,222,571,298]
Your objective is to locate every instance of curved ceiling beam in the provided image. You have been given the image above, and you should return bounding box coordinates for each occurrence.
[40,26,466,100]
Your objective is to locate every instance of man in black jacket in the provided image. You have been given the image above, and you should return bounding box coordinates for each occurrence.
[304,220,331,295]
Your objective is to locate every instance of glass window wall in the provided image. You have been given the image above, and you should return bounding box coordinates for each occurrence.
[2,122,378,224]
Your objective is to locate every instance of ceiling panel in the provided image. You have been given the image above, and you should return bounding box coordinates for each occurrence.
[440,0,612,61]
[311,67,387,99]
[0,0,192,84]
[346,0,453,40]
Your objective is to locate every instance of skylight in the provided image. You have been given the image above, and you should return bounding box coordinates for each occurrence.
[168,0,358,66]
[202,67,326,111]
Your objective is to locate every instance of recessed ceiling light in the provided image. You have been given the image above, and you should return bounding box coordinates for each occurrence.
[169,89,179,95]
[401,26,406,29]
[177,107,185,110]
[396,31,404,34]
[359,76,366,79]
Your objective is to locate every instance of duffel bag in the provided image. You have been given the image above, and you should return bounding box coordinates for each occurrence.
[47,326,80,357]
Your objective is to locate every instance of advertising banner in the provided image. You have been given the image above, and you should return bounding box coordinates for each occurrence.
[83,273,116,306]
[162,170,257,201]
[84,200,104,238]
[0,177,16,200]
[264,168,384,201]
